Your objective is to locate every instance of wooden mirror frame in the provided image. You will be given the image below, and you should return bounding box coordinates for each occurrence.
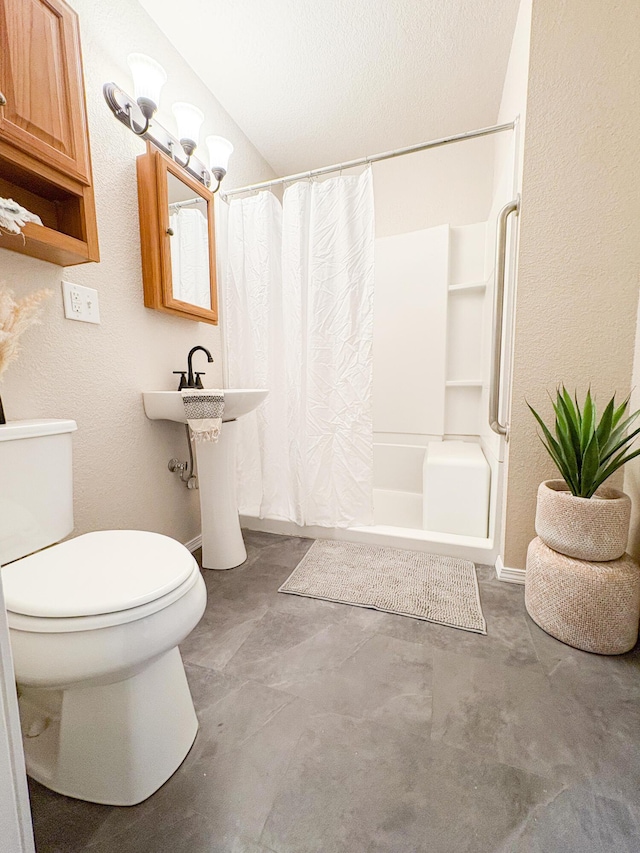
[136,143,218,324]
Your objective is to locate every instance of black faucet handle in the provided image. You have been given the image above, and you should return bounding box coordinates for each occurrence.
[194,372,206,389]
[173,371,188,391]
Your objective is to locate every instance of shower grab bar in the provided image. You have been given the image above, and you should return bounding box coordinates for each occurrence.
[489,196,520,438]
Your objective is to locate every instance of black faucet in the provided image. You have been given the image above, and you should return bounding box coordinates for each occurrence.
[173,346,214,390]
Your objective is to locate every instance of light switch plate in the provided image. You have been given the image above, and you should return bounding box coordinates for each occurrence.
[61,281,100,324]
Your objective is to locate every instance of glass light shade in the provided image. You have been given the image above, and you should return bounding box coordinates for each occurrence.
[127,53,167,107]
[206,135,234,173]
[172,102,205,145]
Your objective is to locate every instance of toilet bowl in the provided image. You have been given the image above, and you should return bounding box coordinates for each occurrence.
[0,418,208,805]
[2,529,207,806]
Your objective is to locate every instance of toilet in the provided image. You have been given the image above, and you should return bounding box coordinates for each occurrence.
[0,419,207,806]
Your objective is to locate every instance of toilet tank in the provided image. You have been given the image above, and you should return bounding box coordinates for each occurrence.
[0,419,76,565]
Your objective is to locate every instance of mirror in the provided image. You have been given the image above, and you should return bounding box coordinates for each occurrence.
[136,145,218,324]
[166,172,211,310]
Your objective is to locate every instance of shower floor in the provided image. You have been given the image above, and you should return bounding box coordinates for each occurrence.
[373,487,423,528]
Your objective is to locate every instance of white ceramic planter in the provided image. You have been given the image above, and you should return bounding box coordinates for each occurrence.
[525,536,640,655]
[535,479,631,562]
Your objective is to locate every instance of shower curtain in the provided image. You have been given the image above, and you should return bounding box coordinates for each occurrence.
[222,168,375,528]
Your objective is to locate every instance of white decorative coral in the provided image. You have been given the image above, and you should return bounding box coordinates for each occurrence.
[0,198,43,235]
[0,284,51,381]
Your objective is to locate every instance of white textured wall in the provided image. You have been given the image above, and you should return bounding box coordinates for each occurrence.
[493,0,531,195]
[373,137,496,238]
[0,0,274,544]
[624,291,640,560]
[503,0,640,569]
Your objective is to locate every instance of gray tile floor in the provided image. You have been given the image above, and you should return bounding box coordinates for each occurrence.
[29,531,640,852]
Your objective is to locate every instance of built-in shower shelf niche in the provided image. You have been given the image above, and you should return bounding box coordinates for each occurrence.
[444,222,490,437]
[447,281,486,293]
[446,281,485,383]
[444,384,483,435]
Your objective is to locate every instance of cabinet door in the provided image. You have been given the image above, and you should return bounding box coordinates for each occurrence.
[0,0,91,184]
[137,147,218,325]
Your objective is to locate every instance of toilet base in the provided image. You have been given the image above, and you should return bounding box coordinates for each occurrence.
[19,647,198,805]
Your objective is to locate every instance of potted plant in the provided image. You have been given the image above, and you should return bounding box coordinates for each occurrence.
[526,387,640,655]
[528,387,640,561]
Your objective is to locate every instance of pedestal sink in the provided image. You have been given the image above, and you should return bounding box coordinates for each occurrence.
[143,389,268,570]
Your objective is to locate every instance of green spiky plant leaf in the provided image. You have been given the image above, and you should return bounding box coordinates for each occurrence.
[528,387,640,498]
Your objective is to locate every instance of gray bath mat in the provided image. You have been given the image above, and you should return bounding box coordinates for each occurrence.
[279,539,486,634]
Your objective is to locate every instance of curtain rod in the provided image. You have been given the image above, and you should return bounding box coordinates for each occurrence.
[169,197,207,209]
[221,119,516,200]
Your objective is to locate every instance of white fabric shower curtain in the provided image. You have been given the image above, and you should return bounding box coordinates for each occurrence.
[223,168,375,528]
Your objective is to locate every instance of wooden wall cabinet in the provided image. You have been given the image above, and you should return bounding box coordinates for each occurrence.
[0,0,99,265]
[137,146,218,325]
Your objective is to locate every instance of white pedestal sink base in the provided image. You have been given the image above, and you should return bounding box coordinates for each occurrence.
[195,420,247,570]
[142,389,268,570]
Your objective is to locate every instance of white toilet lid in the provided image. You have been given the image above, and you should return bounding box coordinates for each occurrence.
[1,530,196,618]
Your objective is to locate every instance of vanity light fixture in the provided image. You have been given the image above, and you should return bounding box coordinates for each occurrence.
[172,102,204,167]
[126,53,167,134]
[103,53,233,190]
[206,136,234,193]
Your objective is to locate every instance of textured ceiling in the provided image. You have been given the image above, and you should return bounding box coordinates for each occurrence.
[138,0,521,178]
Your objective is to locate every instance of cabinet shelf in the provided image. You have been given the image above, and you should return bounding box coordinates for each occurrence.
[0,148,99,265]
[445,380,483,388]
[1,221,96,266]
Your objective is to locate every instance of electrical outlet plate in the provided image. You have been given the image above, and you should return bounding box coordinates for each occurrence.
[61,281,100,324]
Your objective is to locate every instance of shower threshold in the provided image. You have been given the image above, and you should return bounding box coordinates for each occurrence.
[239,514,496,566]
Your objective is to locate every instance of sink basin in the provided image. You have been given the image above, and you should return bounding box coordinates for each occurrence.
[143,389,268,423]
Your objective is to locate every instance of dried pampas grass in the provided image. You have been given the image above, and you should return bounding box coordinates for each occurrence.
[0,283,52,381]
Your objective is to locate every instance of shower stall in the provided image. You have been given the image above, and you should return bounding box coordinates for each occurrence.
[219,121,520,566]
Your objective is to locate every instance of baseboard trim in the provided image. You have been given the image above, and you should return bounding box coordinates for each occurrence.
[495,555,526,585]
[184,534,202,553]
